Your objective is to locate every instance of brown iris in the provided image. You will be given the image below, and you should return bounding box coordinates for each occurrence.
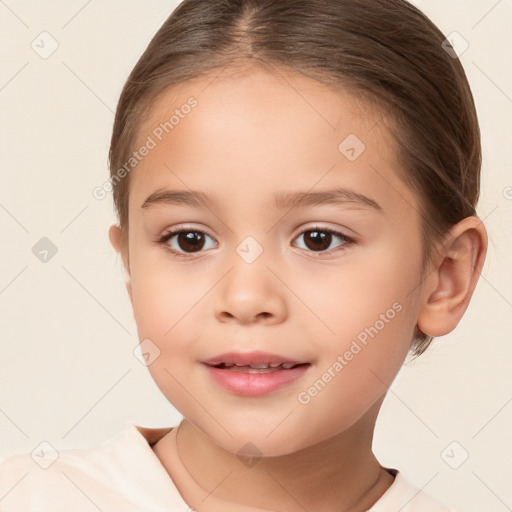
[176,231,206,252]
[302,230,332,251]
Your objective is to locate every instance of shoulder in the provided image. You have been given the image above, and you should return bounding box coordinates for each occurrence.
[369,469,456,512]
[0,423,179,512]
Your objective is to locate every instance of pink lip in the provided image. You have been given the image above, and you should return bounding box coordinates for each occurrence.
[203,363,310,397]
[202,350,306,366]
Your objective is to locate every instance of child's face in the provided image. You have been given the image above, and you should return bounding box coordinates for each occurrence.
[121,65,430,455]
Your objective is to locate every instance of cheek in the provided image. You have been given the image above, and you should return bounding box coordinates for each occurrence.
[130,238,201,319]
[293,299,415,443]
[128,249,208,368]
[128,258,213,412]
[292,237,421,343]
[290,240,421,408]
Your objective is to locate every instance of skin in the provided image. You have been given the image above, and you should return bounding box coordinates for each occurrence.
[109,63,487,511]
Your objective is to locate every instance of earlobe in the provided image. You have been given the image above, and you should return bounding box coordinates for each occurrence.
[417,216,487,337]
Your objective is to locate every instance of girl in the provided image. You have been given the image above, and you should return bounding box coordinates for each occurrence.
[0,0,487,510]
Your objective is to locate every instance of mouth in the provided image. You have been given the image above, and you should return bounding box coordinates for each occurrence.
[201,351,312,396]
[202,350,311,372]
[204,362,310,373]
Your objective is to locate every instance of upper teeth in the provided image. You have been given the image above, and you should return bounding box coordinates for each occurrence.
[221,362,296,369]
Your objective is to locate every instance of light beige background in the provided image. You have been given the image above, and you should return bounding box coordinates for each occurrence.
[0,1,511,510]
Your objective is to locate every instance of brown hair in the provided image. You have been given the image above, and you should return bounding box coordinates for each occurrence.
[108,0,481,356]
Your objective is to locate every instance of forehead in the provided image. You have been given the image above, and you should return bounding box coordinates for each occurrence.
[137,64,384,150]
[129,65,418,217]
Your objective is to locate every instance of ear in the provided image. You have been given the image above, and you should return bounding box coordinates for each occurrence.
[109,224,133,307]
[417,216,487,337]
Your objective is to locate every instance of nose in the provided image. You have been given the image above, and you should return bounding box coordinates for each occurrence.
[214,252,288,325]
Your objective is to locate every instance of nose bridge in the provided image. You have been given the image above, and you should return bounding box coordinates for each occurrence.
[214,234,287,324]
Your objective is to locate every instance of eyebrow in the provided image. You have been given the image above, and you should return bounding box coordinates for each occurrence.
[141,189,217,210]
[273,187,382,212]
[141,187,383,213]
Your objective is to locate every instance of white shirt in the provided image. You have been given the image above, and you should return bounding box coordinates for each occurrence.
[0,423,454,511]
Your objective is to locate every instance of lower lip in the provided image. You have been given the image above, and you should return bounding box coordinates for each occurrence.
[203,364,311,397]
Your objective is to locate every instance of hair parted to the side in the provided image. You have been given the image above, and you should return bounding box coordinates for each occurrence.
[108,0,482,357]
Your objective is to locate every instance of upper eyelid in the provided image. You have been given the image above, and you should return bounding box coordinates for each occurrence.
[162,223,352,238]
[160,225,353,249]
[162,224,216,239]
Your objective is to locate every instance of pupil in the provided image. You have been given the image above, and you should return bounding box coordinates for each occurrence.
[305,230,331,251]
[179,232,204,252]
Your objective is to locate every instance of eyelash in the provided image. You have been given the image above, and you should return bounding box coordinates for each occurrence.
[157,225,355,259]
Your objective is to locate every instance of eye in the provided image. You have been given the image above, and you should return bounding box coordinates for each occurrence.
[157,225,354,258]
[157,227,217,257]
[293,226,353,254]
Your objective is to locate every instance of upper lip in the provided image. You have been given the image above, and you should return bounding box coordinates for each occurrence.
[202,351,308,366]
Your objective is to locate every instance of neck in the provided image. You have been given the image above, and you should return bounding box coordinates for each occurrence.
[154,397,394,512]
